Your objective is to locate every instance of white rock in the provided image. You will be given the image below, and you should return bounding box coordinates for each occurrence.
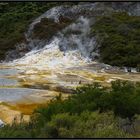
[0,120,5,128]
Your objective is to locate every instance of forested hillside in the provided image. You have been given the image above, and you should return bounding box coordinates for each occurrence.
[0,2,74,60]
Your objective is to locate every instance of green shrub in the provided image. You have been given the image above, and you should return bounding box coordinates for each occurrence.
[0,80,139,138]
[92,12,140,67]
[39,111,130,138]
[34,80,140,122]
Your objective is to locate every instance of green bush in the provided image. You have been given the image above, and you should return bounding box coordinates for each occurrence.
[0,80,139,138]
[33,80,140,125]
[92,12,140,67]
[40,111,130,138]
[0,111,130,138]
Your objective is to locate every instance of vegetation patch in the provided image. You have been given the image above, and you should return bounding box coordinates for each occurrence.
[91,12,140,69]
[0,80,140,138]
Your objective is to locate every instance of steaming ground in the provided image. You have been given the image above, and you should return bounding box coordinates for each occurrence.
[6,35,140,91]
[12,38,91,71]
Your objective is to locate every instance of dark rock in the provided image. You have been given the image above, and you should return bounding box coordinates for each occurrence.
[32,16,73,41]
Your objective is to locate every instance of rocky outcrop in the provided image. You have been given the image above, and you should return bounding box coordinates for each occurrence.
[32,16,73,40]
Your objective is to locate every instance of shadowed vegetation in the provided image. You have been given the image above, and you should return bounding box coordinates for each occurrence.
[92,12,140,69]
[0,80,140,138]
